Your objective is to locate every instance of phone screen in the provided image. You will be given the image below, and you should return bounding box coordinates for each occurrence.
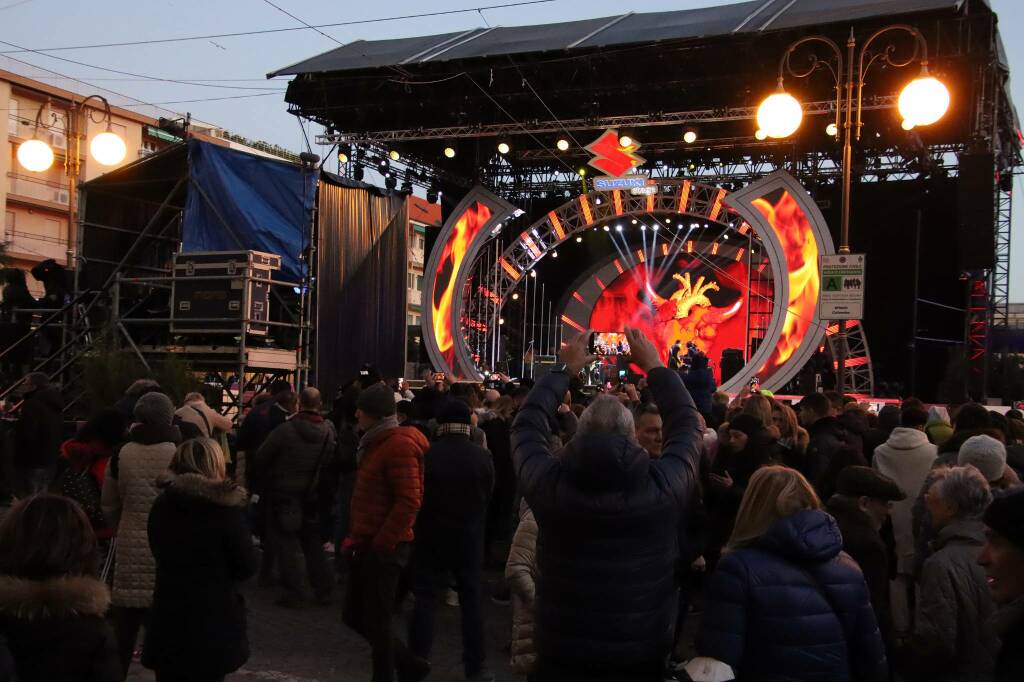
[589,331,631,356]
[433,372,446,382]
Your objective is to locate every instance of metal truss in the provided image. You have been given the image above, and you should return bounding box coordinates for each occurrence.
[992,175,1013,328]
[825,321,875,396]
[967,272,991,400]
[311,96,897,145]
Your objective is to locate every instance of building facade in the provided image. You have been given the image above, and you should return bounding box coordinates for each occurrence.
[406,196,440,327]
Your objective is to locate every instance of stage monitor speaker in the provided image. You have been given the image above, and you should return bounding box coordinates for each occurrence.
[956,152,995,270]
[720,348,744,384]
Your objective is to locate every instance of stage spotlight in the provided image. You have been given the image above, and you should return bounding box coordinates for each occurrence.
[619,135,633,148]
[338,143,351,164]
[723,234,729,240]
[826,123,838,137]
[557,138,570,151]
[401,179,413,193]
[379,158,390,171]
[615,224,623,232]
[754,129,768,141]
[578,168,587,176]
[595,197,602,205]
[512,292,520,301]
[444,146,456,158]
[426,186,438,204]
[389,150,400,161]
[552,251,559,258]
[687,162,696,171]
[530,270,537,278]
[653,224,659,231]
[353,164,365,181]
[676,224,683,230]
[575,236,582,243]
[631,218,638,225]
[640,225,647,231]
[385,175,398,190]
[499,318,505,325]
[683,129,698,144]
[665,218,672,224]
[498,142,510,155]
[603,225,610,232]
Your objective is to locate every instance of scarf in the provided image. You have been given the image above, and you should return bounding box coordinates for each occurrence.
[356,415,399,464]
[437,423,472,438]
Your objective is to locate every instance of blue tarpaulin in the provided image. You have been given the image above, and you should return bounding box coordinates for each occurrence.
[182,139,317,282]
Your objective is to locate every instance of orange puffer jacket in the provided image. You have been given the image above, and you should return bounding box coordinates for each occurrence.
[350,426,428,554]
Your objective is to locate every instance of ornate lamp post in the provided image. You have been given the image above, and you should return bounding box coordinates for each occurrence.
[757,25,950,395]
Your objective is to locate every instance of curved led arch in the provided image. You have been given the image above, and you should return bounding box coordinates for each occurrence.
[422,172,866,392]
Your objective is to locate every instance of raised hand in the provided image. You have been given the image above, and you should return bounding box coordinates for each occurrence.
[624,327,662,373]
[559,330,597,375]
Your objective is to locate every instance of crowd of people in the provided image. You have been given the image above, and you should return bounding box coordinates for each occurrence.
[0,331,1022,682]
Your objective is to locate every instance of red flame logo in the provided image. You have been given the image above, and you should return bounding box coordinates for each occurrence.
[585,129,646,178]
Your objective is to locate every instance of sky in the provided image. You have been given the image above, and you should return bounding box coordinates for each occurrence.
[1,0,1021,301]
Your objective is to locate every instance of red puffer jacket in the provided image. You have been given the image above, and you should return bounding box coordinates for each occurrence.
[59,438,115,539]
[350,426,428,555]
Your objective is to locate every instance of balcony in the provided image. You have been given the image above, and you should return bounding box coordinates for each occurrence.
[7,173,70,207]
[8,113,69,152]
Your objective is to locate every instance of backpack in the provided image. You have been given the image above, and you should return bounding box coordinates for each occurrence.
[53,464,105,530]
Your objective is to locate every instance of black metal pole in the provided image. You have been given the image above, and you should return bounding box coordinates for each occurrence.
[909,209,921,396]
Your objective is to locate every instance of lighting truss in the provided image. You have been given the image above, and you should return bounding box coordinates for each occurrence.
[310,97,897,145]
[991,178,1013,328]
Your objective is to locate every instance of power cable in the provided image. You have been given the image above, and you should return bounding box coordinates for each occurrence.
[0,38,286,91]
[259,0,345,46]
[118,92,283,107]
[0,1,557,53]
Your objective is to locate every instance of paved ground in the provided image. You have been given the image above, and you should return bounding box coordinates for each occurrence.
[127,570,521,682]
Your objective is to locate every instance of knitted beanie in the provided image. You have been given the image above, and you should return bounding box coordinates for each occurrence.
[357,382,397,418]
[958,434,1007,483]
[133,392,175,426]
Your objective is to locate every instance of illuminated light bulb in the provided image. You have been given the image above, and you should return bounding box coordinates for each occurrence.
[556,139,570,151]
[575,236,582,243]
[898,76,950,127]
[16,139,54,172]
[578,168,587,176]
[653,225,659,231]
[755,129,768,141]
[338,151,349,163]
[552,251,559,258]
[512,292,520,301]
[530,270,537,278]
[443,147,456,158]
[640,225,647,231]
[631,218,638,224]
[595,197,603,205]
[756,91,802,138]
[603,225,610,232]
[499,318,505,325]
[615,224,623,232]
[497,142,510,155]
[826,122,838,137]
[90,131,127,166]
[901,119,916,131]
[619,135,633,148]
[389,150,400,161]
[683,130,697,144]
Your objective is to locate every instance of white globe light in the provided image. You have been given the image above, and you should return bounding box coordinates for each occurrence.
[556,138,570,151]
[754,129,768,141]
[756,92,803,139]
[90,131,127,166]
[898,76,950,127]
[497,142,510,155]
[619,135,633,148]
[683,130,697,144]
[17,139,55,172]
[826,123,838,137]
[444,147,456,158]
[389,149,400,161]
[901,119,915,131]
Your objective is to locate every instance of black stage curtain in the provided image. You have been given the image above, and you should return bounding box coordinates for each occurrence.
[316,180,408,400]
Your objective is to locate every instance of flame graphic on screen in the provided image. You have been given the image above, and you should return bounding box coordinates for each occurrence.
[431,202,492,372]
[752,190,820,381]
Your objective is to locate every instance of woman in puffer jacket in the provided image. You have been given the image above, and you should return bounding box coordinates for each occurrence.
[692,465,887,682]
[505,500,537,675]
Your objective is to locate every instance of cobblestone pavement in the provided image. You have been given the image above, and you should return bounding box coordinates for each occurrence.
[127,571,519,682]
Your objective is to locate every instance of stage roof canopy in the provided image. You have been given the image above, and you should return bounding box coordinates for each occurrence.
[269,0,971,76]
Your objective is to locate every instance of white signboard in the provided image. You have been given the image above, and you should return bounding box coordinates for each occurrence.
[819,253,866,320]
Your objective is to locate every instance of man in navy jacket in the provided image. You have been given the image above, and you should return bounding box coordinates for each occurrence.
[511,327,702,682]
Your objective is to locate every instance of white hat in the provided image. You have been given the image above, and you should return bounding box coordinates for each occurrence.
[958,434,1007,483]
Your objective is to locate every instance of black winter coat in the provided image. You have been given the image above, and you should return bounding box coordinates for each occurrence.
[13,385,64,468]
[0,575,121,681]
[416,433,494,561]
[994,599,1024,682]
[143,473,257,678]
[826,495,895,655]
[803,416,848,490]
[250,412,336,497]
[681,366,716,419]
[512,368,702,681]
[696,509,887,682]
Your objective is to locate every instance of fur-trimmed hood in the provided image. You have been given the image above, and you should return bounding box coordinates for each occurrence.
[0,575,110,620]
[156,472,248,507]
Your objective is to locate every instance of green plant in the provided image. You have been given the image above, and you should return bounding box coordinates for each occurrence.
[79,335,197,412]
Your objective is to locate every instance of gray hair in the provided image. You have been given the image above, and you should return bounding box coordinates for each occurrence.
[933,465,993,519]
[578,395,636,439]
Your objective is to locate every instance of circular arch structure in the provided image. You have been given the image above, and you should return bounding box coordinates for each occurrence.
[422,171,875,395]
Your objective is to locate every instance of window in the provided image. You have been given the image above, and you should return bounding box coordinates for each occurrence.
[414,234,425,251]
[8,99,17,135]
[414,274,423,293]
[407,272,415,289]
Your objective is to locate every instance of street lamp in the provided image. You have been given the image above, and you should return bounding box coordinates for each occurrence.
[16,94,127,174]
[760,25,949,395]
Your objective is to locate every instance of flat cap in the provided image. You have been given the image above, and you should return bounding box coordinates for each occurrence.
[836,466,906,501]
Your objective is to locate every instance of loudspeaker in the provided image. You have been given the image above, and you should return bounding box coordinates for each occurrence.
[956,153,995,270]
[720,348,745,383]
